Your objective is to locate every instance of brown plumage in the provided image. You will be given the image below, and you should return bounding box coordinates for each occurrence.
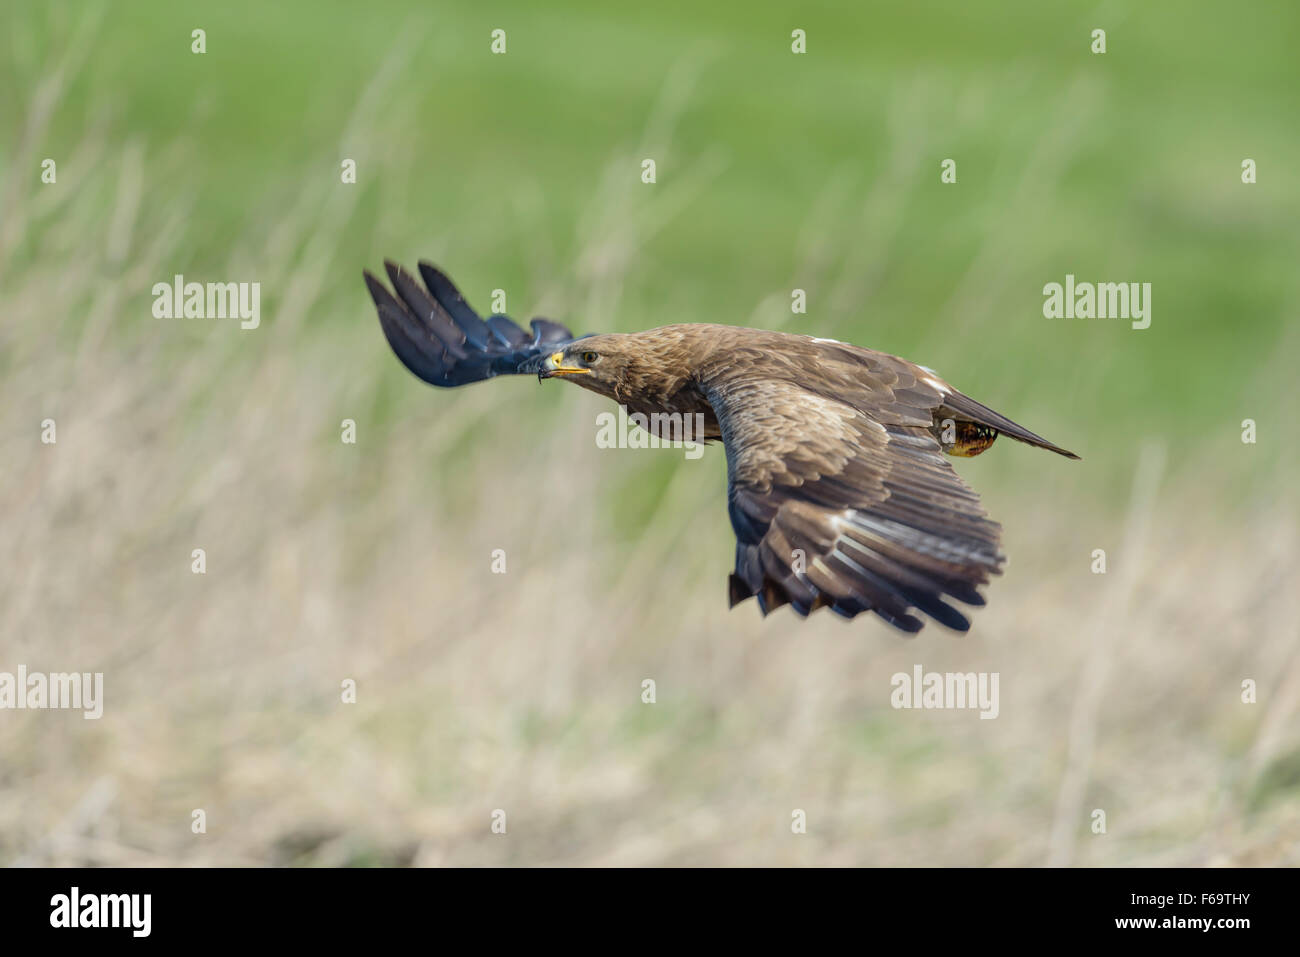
[364,260,1080,633]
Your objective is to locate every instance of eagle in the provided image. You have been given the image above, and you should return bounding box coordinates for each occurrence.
[364,261,1079,633]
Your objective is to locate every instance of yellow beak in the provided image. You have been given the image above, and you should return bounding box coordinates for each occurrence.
[540,351,591,378]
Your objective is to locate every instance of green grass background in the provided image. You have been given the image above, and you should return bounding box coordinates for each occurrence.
[6,1,1297,448]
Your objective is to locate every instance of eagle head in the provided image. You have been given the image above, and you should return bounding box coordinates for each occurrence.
[537,334,643,402]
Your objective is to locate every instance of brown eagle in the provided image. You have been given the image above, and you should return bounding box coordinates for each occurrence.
[364,261,1079,633]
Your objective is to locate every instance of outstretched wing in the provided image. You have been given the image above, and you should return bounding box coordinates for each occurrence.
[363,260,577,387]
[706,370,1005,633]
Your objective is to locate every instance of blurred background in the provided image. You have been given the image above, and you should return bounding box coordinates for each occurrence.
[1,0,1296,866]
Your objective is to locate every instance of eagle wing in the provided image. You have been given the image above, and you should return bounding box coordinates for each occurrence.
[363,260,576,387]
[704,357,1005,633]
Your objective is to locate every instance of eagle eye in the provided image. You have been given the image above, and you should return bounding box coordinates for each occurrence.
[581,350,599,364]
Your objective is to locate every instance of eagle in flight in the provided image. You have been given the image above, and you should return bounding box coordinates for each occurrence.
[364,261,1079,634]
